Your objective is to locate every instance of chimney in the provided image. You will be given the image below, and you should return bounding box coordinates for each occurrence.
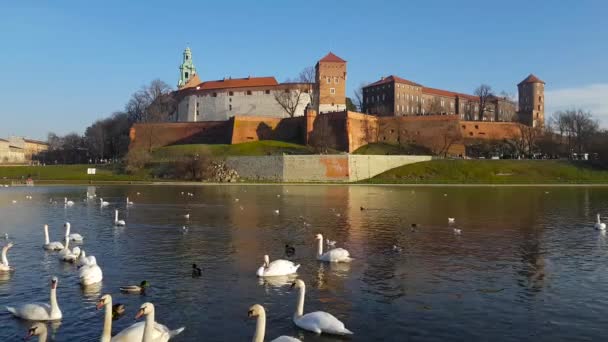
[380,76,385,80]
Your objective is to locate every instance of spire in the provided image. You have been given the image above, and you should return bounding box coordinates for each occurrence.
[178,47,197,88]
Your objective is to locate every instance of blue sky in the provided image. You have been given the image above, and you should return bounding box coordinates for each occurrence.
[1,0,607,139]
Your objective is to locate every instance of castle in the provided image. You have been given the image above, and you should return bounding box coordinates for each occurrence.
[129,49,544,155]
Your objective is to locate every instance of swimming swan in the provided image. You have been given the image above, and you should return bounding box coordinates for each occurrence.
[0,242,14,272]
[595,214,606,230]
[114,210,126,226]
[24,322,48,342]
[79,256,103,286]
[135,302,185,342]
[42,225,64,251]
[64,222,83,242]
[6,276,62,321]
[315,234,351,262]
[256,255,300,277]
[248,304,301,342]
[290,279,352,335]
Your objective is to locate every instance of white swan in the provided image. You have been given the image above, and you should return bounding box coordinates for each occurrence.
[135,302,185,342]
[448,217,456,223]
[42,225,64,251]
[97,294,153,342]
[248,304,302,342]
[256,255,300,277]
[0,242,14,272]
[127,197,134,206]
[100,198,109,207]
[24,322,48,341]
[77,250,94,267]
[290,279,352,335]
[595,214,606,230]
[79,256,103,285]
[61,246,81,263]
[315,234,351,262]
[114,210,126,226]
[64,197,74,207]
[6,276,62,321]
[64,222,83,242]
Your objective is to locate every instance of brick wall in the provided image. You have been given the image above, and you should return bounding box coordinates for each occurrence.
[129,121,233,151]
[230,115,305,144]
[460,121,522,141]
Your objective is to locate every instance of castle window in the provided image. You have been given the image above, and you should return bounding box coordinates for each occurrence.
[212,93,217,97]
[229,104,232,111]
[229,91,234,96]
[265,90,270,94]
[185,72,189,79]
[285,89,290,93]
[326,77,331,84]
[246,90,252,95]
[330,88,335,94]
[334,77,338,84]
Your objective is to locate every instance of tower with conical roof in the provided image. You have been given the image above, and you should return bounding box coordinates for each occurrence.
[517,74,545,127]
[178,47,197,88]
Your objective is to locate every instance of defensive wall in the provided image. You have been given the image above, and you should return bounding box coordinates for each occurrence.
[130,111,524,155]
[225,155,433,182]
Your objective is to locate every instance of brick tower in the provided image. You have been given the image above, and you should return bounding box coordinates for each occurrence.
[517,74,545,127]
[314,52,347,113]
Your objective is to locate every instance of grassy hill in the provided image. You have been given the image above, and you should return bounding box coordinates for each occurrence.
[366,159,608,184]
[0,164,145,183]
[152,140,314,161]
[352,143,432,155]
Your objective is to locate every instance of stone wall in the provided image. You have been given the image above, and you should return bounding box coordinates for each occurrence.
[225,155,432,182]
[129,121,233,151]
[230,115,305,144]
[460,121,522,141]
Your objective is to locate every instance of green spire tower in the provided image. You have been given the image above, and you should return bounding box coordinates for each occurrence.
[178,47,197,87]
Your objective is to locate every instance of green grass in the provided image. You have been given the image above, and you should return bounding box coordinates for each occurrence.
[366,160,608,184]
[0,165,147,182]
[352,143,432,155]
[152,140,314,161]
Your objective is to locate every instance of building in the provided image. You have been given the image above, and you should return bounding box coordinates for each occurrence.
[362,75,529,125]
[0,137,48,164]
[314,52,347,113]
[173,48,316,122]
[517,74,545,127]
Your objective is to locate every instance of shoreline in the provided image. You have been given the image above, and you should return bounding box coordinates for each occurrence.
[4,180,608,187]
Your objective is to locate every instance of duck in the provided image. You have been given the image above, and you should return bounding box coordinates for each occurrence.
[284,244,296,258]
[290,279,353,335]
[595,214,606,230]
[453,228,462,235]
[79,256,103,286]
[192,264,202,277]
[248,304,302,342]
[448,218,456,223]
[112,303,126,320]
[135,302,185,342]
[120,281,150,294]
[42,225,64,251]
[315,234,352,262]
[24,322,48,342]
[64,222,84,242]
[257,255,300,277]
[114,209,126,226]
[392,245,403,253]
[0,242,14,272]
[64,197,74,207]
[100,198,110,207]
[6,276,62,321]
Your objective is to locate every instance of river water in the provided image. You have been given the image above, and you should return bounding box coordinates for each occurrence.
[1,185,608,341]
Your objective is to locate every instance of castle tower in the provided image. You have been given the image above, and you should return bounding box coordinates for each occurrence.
[314,52,347,113]
[178,47,197,88]
[517,74,545,127]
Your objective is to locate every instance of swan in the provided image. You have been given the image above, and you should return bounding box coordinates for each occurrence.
[248,304,302,342]
[135,302,185,342]
[79,256,103,286]
[284,244,295,257]
[448,217,455,223]
[290,279,352,335]
[595,214,606,230]
[257,255,300,277]
[326,239,336,247]
[274,210,280,215]
[42,225,64,251]
[114,210,126,226]
[183,213,190,219]
[64,197,74,207]
[453,228,462,235]
[0,242,14,272]
[315,234,351,263]
[24,322,48,341]
[64,222,83,242]
[57,236,72,261]
[98,294,145,342]
[120,280,150,294]
[126,197,134,206]
[61,245,81,263]
[6,276,62,321]
[100,198,109,207]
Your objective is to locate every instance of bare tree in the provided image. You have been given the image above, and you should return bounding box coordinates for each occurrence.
[429,97,443,115]
[273,84,307,118]
[353,83,366,112]
[474,84,493,121]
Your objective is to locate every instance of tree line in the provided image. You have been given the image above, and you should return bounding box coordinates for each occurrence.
[38,79,175,164]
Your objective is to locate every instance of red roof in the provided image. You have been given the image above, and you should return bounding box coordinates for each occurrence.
[365,75,422,88]
[518,74,545,85]
[319,52,346,63]
[422,87,478,101]
[195,76,278,91]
